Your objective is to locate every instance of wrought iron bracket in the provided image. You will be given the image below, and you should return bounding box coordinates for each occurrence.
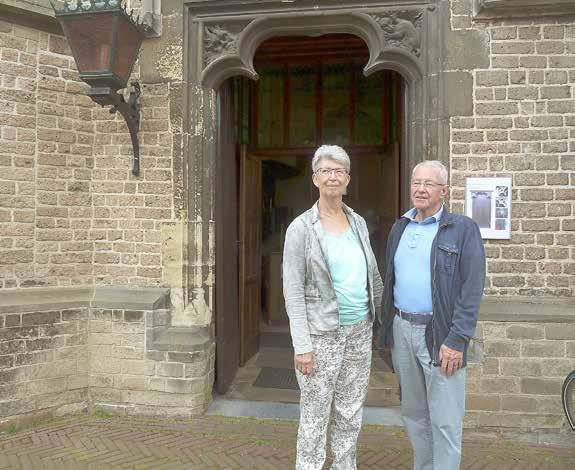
[562,370,575,431]
[87,81,142,176]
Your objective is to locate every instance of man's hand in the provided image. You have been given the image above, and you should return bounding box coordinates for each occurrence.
[439,344,462,377]
[295,352,314,376]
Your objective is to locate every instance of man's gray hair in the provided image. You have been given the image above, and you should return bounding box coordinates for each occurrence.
[312,145,351,173]
[412,160,448,185]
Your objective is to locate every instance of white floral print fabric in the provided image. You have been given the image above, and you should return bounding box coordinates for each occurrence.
[295,319,372,470]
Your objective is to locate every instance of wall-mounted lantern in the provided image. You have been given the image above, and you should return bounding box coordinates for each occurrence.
[51,0,150,176]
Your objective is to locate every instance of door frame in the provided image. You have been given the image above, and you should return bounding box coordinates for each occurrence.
[183,0,450,394]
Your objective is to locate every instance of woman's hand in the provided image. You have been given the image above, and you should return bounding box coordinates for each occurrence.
[295,352,314,376]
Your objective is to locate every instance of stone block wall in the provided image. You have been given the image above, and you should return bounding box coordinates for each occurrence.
[0,20,103,288]
[0,287,215,426]
[89,305,214,417]
[0,306,89,424]
[0,17,180,290]
[91,82,178,287]
[466,319,574,435]
[448,0,574,297]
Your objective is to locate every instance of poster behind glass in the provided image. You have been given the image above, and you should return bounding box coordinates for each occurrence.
[465,177,511,239]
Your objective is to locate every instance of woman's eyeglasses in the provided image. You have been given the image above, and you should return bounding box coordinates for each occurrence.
[315,168,348,178]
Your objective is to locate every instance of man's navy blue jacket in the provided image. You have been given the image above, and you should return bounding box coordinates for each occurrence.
[378,208,486,368]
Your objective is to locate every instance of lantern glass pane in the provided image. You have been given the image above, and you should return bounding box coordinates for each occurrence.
[62,16,114,72]
[112,18,142,82]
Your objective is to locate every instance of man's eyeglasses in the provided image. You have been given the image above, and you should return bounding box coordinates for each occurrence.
[411,180,445,190]
[315,168,348,178]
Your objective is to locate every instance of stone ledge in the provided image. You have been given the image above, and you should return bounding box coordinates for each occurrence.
[474,0,575,19]
[0,0,61,35]
[92,286,170,311]
[0,286,170,313]
[150,327,212,352]
[0,286,93,313]
[480,297,575,323]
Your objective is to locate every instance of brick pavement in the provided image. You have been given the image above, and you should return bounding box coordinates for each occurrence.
[0,414,573,469]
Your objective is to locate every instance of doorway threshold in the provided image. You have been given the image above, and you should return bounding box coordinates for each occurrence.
[206,397,403,427]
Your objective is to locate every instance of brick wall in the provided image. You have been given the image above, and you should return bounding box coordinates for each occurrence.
[0,308,89,421]
[0,18,176,289]
[449,1,574,297]
[91,82,175,286]
[466,320,574,432]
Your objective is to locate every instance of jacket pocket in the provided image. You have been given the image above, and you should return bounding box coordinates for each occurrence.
[437,243,459,272]
[304,283,320,299]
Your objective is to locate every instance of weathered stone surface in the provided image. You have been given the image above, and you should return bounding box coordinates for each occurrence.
[501,395,537,413]
[521,378,563,396]
[499,358,543,377]
[445,29,490,70]
[444,71,474,116]
[485,340,521,357]
[506,325,544,340]
[157,362,184,378]
[521,341,565,358]
[480,377,520,394]
[545,324,575,340]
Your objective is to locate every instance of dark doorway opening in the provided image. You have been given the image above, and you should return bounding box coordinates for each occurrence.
[216,34,405,406]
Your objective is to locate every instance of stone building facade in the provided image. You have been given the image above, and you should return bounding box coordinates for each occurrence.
[0,0,573,443]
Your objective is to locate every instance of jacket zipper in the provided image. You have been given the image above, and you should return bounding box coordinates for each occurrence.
[431,238,437,367]
[430,221,451,367]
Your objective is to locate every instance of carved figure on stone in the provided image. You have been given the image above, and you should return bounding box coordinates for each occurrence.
[170,286,212,327]
[190,287,212,326]
[372,11,423,57]
[204,25,239,64]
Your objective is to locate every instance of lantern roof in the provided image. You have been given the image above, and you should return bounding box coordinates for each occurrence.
[52,0,151,36]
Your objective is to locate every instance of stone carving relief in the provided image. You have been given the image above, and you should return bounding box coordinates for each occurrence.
[203,24,242,66]
[170,286,212,327]
[371,10,424,57]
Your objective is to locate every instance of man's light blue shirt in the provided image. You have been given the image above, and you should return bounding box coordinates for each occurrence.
[393,205,444,314]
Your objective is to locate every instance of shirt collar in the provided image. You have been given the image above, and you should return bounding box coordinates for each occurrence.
[403,205,444,225]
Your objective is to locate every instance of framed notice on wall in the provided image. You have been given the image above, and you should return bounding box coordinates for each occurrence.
[465,177,512,240]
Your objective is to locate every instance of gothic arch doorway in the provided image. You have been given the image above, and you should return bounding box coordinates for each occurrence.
[183,1,447,395]
[215,34,406,398]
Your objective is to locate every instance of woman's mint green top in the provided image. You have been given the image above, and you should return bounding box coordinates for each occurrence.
[322,227,369,325]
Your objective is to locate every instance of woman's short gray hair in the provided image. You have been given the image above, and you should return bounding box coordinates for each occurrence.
[412,160,449,185]
[312,145,351,174]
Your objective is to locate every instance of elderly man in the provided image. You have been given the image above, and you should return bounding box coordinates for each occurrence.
[378,160,485,470]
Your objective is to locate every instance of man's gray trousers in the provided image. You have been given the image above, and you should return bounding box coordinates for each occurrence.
[392,315,466,470]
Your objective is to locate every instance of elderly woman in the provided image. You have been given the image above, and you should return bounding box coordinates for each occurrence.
[283,145,383,470]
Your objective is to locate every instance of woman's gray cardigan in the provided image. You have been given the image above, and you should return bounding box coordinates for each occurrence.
[282,202,384,354]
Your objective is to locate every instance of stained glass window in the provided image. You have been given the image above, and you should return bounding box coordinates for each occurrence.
[355,65,384,145]
[322,63,350,145]
[289,65,316,147]
[254,62,402,149]
[257,67,284,148]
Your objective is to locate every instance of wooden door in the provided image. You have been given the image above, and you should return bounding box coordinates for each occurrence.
[378,142,401,263]
[239,145,262,365]
[215,81,240,394]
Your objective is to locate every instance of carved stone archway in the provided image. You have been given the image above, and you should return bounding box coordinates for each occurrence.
[182,0,450,391]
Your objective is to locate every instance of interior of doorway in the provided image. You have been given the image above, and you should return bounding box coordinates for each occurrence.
[217,34,405,406]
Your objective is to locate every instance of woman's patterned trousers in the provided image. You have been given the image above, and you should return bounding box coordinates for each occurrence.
[295,319,372,470]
